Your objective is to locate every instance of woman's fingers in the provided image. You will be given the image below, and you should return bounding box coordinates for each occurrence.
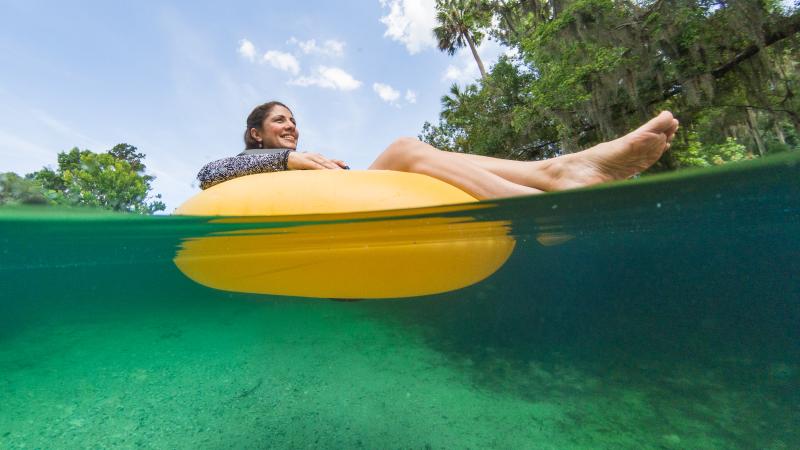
[288,152,346,170]
[289,152,322,170]
[309,153,342,170]
[311,157,339,169]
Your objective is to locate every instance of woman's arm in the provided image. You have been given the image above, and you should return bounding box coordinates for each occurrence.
[197,150,292,190]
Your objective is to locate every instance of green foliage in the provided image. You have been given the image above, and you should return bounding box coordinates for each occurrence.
[8,145,166,214]
[419,120,461,153]
[420,57,562,160]
[427,0,800,171]
[0,173,50,206]
[674,134,753,168]
[764,121,800,153]
[435,0,491,54]
[435,0,493,77]
[108,143,147,172]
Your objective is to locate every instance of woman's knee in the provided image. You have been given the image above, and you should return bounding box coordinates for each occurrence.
[387,137,424,155]
[371,137,424,170]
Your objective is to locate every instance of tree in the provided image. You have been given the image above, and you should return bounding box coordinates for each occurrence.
[0,172,49,206]
[434,0,492,79]
[422,57,562,160]
[27,145,166,214]
[441,83,470,121]
[423,0,800,170]
[108,143,147,172]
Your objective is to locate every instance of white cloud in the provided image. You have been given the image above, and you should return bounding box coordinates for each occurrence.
[373,82,401,104]
[372,83,418,107]
[290,66,362,91]
[262,50,300,75]
[290,38,346,57]
[237,39,256,62]
[379,0,437,54]
[321,40,346,56]
[443,64,467,82]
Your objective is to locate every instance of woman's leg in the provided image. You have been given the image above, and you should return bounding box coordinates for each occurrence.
[370,111,679,198]
[369,137,541,199]
[457,111,679,191]
[453,153,557,190]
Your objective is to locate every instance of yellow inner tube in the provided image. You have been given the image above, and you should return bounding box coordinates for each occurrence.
[176,170,478,215]
[173,170,516,299]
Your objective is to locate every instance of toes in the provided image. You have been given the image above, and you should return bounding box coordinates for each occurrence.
[657,111,674,122]
[664,118,680,143]
[639,111,675,134]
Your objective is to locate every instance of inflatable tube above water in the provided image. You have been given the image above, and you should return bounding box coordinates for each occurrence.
[173,170,515,299]
[176,170,478,216]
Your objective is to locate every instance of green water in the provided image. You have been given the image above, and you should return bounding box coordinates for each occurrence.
[2,155,798,449]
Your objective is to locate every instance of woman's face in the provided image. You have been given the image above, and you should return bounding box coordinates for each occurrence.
[254,105,299,149]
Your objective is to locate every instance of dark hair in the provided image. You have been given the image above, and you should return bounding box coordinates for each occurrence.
[243,101,292,149]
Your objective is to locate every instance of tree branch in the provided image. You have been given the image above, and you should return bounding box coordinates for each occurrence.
[711,14,800,79]
[698,103,798,115]
[650,14,800,106]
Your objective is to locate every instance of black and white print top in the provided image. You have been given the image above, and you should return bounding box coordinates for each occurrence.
[196,148,293,190]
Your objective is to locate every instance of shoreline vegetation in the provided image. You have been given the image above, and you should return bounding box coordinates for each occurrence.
[1,144,165,214]
[421,0,800,168]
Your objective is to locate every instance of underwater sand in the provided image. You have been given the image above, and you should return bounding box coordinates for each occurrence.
[2,287,794,449]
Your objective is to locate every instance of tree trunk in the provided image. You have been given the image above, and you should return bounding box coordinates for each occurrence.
[463,30,487,79]
[500,11,518,41]
[774,123,786,145]
[551,0,565,18]
[746,107,766,157]
[786,111,800,136]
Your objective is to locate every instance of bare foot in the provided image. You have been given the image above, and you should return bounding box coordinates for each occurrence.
[547,111,679,190]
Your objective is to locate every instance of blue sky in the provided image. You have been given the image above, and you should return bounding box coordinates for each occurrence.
[0,0,509,211]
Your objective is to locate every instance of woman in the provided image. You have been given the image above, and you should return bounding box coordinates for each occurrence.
[197,101,679,199]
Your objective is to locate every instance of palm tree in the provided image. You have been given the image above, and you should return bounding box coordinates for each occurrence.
[441,83,477,120]
[441,84,464,120]
[434,0,489,79]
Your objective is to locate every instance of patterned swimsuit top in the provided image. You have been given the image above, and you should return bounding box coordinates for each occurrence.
[196,148,293,190]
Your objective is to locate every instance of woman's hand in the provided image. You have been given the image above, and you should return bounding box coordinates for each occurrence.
[287,151,349,170]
